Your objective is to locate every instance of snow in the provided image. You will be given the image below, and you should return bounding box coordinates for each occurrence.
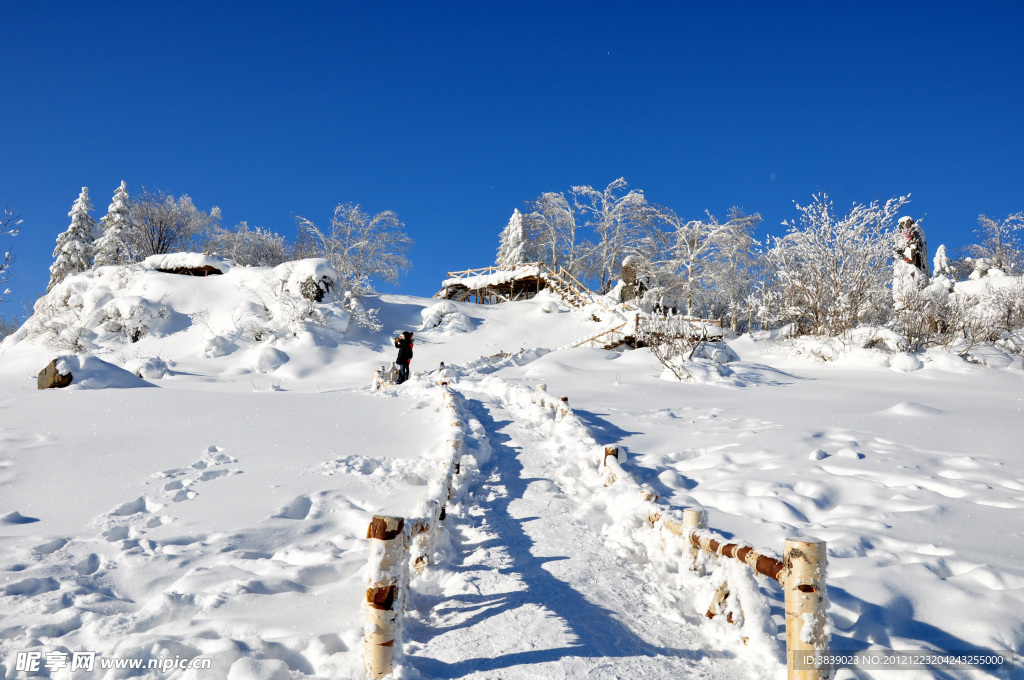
[1,261,1023,679]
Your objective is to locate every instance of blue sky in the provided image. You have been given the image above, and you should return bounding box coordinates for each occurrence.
[3,2,1023,314]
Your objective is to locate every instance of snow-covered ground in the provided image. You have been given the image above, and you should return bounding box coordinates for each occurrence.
[1,260,1022,679]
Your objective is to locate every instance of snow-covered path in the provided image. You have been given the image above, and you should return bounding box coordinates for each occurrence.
[403,382,778,679]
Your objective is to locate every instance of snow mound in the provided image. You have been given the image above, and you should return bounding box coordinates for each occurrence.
[55,354,154,389]
[888,353,923,372]
[0,511,39,525]
[539,300,560,314]
[252,346,289,373]
[421,301,473,333]
[883,401,944,416]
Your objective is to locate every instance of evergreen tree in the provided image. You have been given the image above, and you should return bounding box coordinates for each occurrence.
[94,181,131,266]
[47,187,96,292]
[496,208,530,268]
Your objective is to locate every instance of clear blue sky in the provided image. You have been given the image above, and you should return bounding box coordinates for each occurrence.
[3,2,1023,314]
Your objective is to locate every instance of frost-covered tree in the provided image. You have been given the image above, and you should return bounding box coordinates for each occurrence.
[206,221,288,267]
[765,192,909,336]
[496,208,531,268]
[294,203,413,295]
[126,188,221,258]
[523,193,589,276]
[47,188,97,292]
[572,178,653,292]
[1,205,23,303]
[965,212,1024,276]
[706,208,763,330]
[94,181,131,266]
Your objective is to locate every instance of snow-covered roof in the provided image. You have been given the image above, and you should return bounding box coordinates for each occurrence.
[442,265,542,289]
[142,253,234,273]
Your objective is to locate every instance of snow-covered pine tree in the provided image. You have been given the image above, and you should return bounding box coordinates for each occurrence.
[496,208,530,268]
[932,244,953,280]
[47,187,97,292]
[94,181,131,266]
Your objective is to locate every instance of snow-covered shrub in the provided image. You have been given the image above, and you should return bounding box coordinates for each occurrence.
[539,300,560,314]
[421,301,472,333]
[691,341,739,364]
[762,193,909,336]
[128,356,172,379]
[231,259,352,343]
[637,316,727,381]
[95,296,169,343]
[344,294,379,332]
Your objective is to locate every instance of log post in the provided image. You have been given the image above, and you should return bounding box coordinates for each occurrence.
[556,396,571,419]
[785,538,830,680]
[682,508,706,573]
[411,502,440,574]
[364,516,406,679]
[602,445,619,467]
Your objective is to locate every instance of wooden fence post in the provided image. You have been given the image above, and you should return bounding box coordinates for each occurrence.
[682,508,706,573]
[365,516,405,679]
[785,538,830,680]
[557,396,571,419]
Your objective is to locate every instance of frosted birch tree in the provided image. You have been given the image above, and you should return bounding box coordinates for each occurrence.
[524,193,588,275]
[572,178,652,292]
[206,221,288,267]
[47,188,97,292]
[294,203,413,295]
[94,181,131,266]
[707,208,763,330]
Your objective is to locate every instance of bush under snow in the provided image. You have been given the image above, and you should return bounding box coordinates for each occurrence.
[421,301,472,333]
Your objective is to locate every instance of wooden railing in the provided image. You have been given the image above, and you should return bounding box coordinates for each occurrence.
[535,384,830,680]
[363,385,465,679]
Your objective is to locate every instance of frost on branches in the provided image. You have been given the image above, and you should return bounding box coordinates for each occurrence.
[293,203,412,297]
[48,187,97,292]
[1,205,23,304]
[762,193,909,336]
[94,181,132,267]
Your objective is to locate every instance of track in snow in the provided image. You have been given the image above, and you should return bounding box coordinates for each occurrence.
[402,383,774,679]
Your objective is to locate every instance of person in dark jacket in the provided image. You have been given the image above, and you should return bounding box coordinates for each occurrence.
[393,331,414,383]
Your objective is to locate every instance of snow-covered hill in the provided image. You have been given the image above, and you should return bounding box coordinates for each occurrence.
[1,259,1022,679]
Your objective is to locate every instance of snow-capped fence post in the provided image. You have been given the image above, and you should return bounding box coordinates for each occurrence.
[556,396,571,419]
[602,445,619,467]
[784,538,830,680]
[364,515,406,679]
[682,508,706,573]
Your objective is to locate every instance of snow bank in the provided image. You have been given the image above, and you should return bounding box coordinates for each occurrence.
[54,354,155,389]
